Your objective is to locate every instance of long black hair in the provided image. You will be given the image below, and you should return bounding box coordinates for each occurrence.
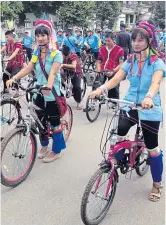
[35,25,50,36]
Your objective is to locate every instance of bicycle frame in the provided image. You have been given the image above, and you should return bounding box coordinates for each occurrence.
[16,95,46,156]
[95,98,146,198]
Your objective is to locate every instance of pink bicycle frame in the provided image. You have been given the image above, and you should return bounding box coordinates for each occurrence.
[94,98,146,198]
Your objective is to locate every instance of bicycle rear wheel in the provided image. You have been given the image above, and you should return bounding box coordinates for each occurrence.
[0,99,21,140]
[1,127,37,187]
[86,98,101,123]
[81,167,117,225]
[61,105,73,142]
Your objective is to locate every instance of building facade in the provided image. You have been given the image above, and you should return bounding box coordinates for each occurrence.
[116,1,152,31]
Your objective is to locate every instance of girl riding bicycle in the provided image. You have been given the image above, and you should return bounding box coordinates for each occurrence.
[6,19,66,163]
[89,21,165,202]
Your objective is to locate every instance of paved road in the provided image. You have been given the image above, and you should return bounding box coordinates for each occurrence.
[1,79,165,225]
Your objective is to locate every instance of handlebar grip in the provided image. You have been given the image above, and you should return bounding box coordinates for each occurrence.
[94,95,104,101]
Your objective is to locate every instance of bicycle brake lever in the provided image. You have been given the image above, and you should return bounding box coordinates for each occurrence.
[132,106,144,113]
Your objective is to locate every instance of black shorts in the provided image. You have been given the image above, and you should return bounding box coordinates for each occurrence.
[118,110,160,149]
[34,94,61,128]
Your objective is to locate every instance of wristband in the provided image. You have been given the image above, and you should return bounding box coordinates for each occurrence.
[145,92,154,99]
[98,85,108,96]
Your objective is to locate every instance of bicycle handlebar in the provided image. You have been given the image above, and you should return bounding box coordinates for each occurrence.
[26,84,51,93]
[95,95,143,108]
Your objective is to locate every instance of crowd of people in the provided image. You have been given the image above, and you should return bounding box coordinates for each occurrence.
[0,18,166,202]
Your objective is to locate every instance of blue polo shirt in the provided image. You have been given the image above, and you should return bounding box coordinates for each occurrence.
[76,36,83,53]
[57,35,64,48]
[63,36,78,53]
[84,35,99,52]
[22,36,34,49]
[120,56,165,121]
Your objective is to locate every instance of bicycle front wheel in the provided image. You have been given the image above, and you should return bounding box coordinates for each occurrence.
[81,167,117,225]
[1,127,37,187]
[86,98,101,123]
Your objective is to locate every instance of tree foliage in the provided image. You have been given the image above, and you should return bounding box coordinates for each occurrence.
[1,1,24,20]
[95,1,121,29]
[152,2,165,29]
[57,1,95,29]
[22,1,62,18]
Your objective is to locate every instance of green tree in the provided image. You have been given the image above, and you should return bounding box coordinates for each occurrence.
[57,1,95,29]
[0,1,23,20]
[21,1,62,18]
[95,1,121,29]
[152,2,165,29]
[17,1,63,26]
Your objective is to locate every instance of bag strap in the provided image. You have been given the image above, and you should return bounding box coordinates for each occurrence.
[38,54,58,98]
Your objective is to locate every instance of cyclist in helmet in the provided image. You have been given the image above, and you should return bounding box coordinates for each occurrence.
[63,28,78,53]
[84,29,100,60]
[75,29,84,57]
[57,29,64,49]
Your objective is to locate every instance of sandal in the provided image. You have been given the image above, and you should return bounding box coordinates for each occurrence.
[149,183,163,202]
[37,147,49,159]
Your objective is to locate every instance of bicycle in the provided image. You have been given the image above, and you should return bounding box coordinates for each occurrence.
[0,77,37,141]
[1,51,35,95]
[1,84,73,187]
[61,69,87,101]
[83,49,96,73]
[85,71,116,122]
[81,96,150,225]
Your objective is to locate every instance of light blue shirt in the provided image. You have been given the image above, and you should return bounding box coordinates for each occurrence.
[35,50,63,101]
[22,36,35,49]
[85,35,99,52]
[63,36,78,53]
[57,35,64,48]
[120,56,165,121]
[76,36,83,52]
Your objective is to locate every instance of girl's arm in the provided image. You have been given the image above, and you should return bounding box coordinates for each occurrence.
[146,70,163,97]
[13,61,34,80]
[47,62,61,88]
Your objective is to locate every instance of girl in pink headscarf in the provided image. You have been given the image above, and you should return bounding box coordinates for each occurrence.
[7,19,66,163]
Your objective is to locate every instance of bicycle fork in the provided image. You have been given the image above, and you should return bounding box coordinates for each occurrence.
[94,162,117,200]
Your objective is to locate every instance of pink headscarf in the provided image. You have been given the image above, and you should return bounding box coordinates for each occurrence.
[35,19,57,51]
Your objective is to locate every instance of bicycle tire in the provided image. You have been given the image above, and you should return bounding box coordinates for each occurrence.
[86,98,101,123]
[0,98,22,140]
[81,167,117,225]
[81,76,87,100]
[83,55,91,73]
[1,127,37,187]
[61,104,73,142]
